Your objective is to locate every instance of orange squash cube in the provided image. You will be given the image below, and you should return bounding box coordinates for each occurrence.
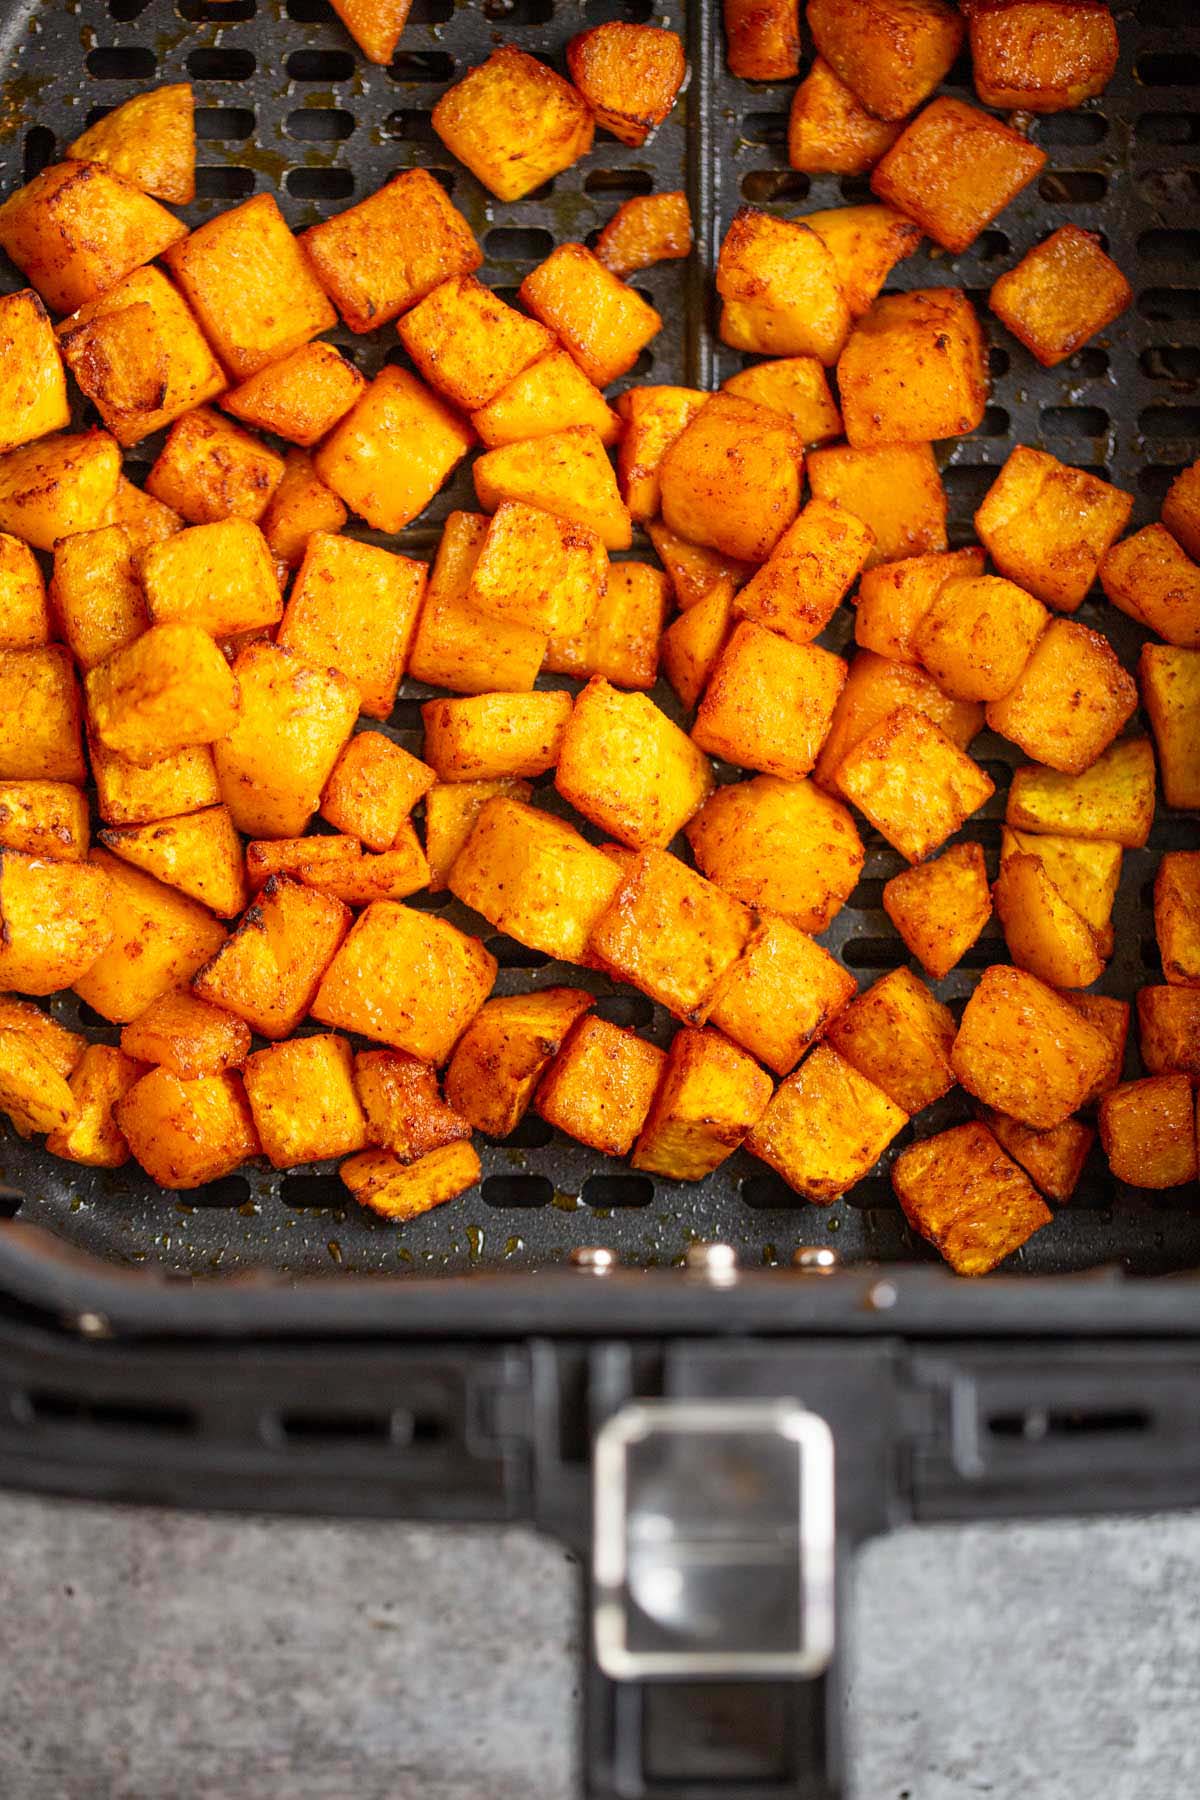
[556,677,714,851]
[448,795,624,963]
[116,1066,259,1189]
[855,547,985,665]
[354,1047,471,1163]
[72,849,225,1022]
[692,622,847,781]
[473,426,631,552]
[408,511,545,696]
[999,827,1121,952]
[807,443,947,568]
[975,445,1133,612]
[0,429,120,551]
[467,500,606,640]
[90,737,220,830]
[141,517,281,641]
[535,1016,666,1158]
[284,831,429,908]
[661,582,735,712]
[0,531,51,649]
[1099,1073,1197,1190]
[50,523,147,671]
[193,875,350,1040]
[987,619,1137,775]
[721,357,842,446]
[915,574,1049,702]
[595,192,692,279]
[321,732,434,854]
[45,1043,145,1169]
[0,1024,79,1138]
[0,160,186,316]
[328,0,412,69]
[398,275,554,413]
[1137,986,1200,1081]
[952,963,1111,1129]
[723,0,800,78]
[214,643,358,839]
[244,835,361,892]
[107,477,182,557]
[315,366,473,535]
[647,522,753,612]
[1064,991,1130,1104]
[1162,459,1200,565]
[965,0,1118,111]
[221,341,364,448]
[424,779,532,893]
[0,288,69,455]
[661,395,803,564]
[0,779,89,862]
[710,914,857,1077]
[835,706,995,864]
[432,47,594,202]
[990,226,1131,368]
[632,1027,773,1183]
[787,58,902,176]
[588,849,753,1024]
[422,691,572,784]
[892,1121,1051,1274]
[277,531,425,721]
[826,964,957,1114]
[1100,524,1200,650]
[808,0,964,121]
[243,1033,367,1170]
[67,81,194,204]
[519,244,662,391]
[993,852,1106,990]
[472,350,620,451]
[1140,645,1200,811]
[734,499,872,646]
[1006,737,1157,848]
[686,773,863,933]
[98,804,246,919]
[838,288,989,448]
[821,631,988,784]
[747,1041,906,1202]
[85,624,237,767]
[445,987,594,1138]
[883,840,992,979]
[980,1109,1094,1205]
[616,385,707,523]
[146,407,284,527]
[805,205,924,322]
[545,560,669,692]
[340,1141,482,1222]
[871,97,1047,254]
[716,208,850,366]
[120,987,251,1081]
[1155,851,1200,988]
[568,22,686,144]
[260,449,348,572]
[0,849,112,995]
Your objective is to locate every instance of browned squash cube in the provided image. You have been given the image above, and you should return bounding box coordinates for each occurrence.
[966,0,1118,111]
[747,1041,906,1202]
[58,267,225,450]
[1163,459,1200,565]
[242,1033,367,1170]
[1006,738,1156,848]
[710,915,856,1077]
[260,450,348,573]
[951,963,1111,1129]
[98,804,246,919]
[838,289,989,448]
[826,965,956,1114]
[723,0,799,78]
[312,901,496,1063]
[0,531,51,649]
[1063,990,1129,1103]
[449,795,624,962]
[121,987,251,1081]
[807,443,947,568]
[661,582,735,712]
[804,205,924,321]
[341,1141,482,1222]
[891,1121,1051,1275]
[0,429,121,552]
[222,342,364,448]
[0,779,89,861]
[567,23,686,145]
[321,732,435,854]
[0,160,186,316]
[588,849,753,1024]
[468,501,606,641]
[67,80,193,202]
[734,499,873,646]
[445,988,594,1138]
[422,691,572,785]
[1099,1073,1197,1190]
[0,289,68,456]
[595,192,692,279]
[519,244,662,391]
[545,560,669,692]
[164,193,336,382]
[107,477,182,557]
[45,1043,145,1169]
[214,643,357,839]
[286,832,430,908]
[693,622,847,782]
[883,841,992,979]
[993,852,1106,990]
[90,737,220,830]
[914,574,1049,703]
[315,367,473,536]
[244,835,361,892]
[1137,986,1200,1081]
[835,706,995,864]
[140,517,280,643]
[981,1109,1093,1205]
[974,446,1133,612]
[472,350,620,450]
[1000,828,1121,953]
[0,850,111,995]
[424,779,531,893]
[301,169,482,335]
[808,0,965,121]
[432,47,594,202]
[116,1066,259,1189]
[277,532,424,721]
[721,357,842,446]
[716,209,850,366]
[1100,524,1200,650]
[856,547,986,665]
[812,650,983,791]
[86,624,238,768]
[871,97,1047,254]
[145,408,283,528]
[0,1024,79,1138]
[632,1027,773,1183]
[50,524,147,672]
[398,275,555,413]
[408,512,545,696]
[661,396,803,565]
[987,619,1137,775]
[787,58,902,176]
[557,678,714,851]
[72,848,225,1023]
[193,875,350,1040]
[990,226,1131,369]
[473,426,632,552]
[1155,851,1200,988]
[1141,645,1200,811]
[354,1048,471,1163]
[686,773,863,933]
[326,0,412,66]
[535,1017,665,1157]
[616,386,707,523]
[649,522,754,611]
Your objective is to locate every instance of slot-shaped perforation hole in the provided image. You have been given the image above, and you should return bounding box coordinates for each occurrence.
[1137,51,1200,85]
[1034,112,1108,146]
[25,1393,196,1433]
[482,1174,554,1208]
[286,108,354,141]
[179,0,254,18]
[1139,229,1200,263]
[503,1115,554,1150]
[279,1174,338,1210]
[1140,403,1200,437]
[482,0,553,19]
[286,167,354,199]
[188,47,256,81]
[582,1174,653,1208]
[988,1407,1151,1439]
[195,167,256,199]
[740,1171,805,1209]
[287,48,354,81]
[740,170,810,204]
[408,0,454,18]
[86,45,156,78]
[585,167,653,195]
[1138,464,1184,499]
[1136,111,1200,145]
[585,0,654,19]
[278,1409,394,1444]
[109,0,153,18]
[742,111,788,148]
[1040,405,1110,437]
[1038,170,1108,204]
[390,50,455,82]
[286,0,334,19]
[486,226,554,261]
[1139,288,1200,321]
[384,108,440,144]
[196,107,255,140]
[188,1176,253,1209]
[23,126,54,180]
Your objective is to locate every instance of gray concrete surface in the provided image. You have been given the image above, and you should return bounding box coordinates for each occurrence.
[0,1496,1197,1799]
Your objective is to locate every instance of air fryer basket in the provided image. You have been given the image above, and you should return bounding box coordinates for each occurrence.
[0,0,1196,1282]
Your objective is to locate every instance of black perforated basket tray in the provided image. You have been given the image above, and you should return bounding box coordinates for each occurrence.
[0,0,1196,1283]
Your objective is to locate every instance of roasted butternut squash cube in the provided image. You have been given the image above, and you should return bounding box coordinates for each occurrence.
[277,532,424,721]
[588,849,753,1024]
[787,57,902,175]
[556,677,713,851]
[545,560,669,691]
[0,850,111,995]
[445,987,594,1138]
[326,0,412,65]
[121,987,251,1080]
[145,407,283,528]
[0,1024,79,1137]
[0,429,120,551]
[838,289,989,448]
[952,963,1111,1129]
[57,267,225,449]
[647,521,753,611]
[616,386,707,523]
[107,477,182,557]
[975,446,1133,612]
[472,351,620,451]
[244,834,361,891]
[422,691,572,784]
[661,396,803,565]
[98,804,246,919]
[999,827,1121,950]
[0,160,186,316]
[312,901,496,1062]
[1162,460,1200,565]
[1099,1073,1197,1190]
[468,501,605,641]
[804,205,924,321]
[0,780,88,862]
[882,840,991,979]
[242,1033,366,1170]
[434,46,594,200]
[448,795,624,961]
[140,518,280,644]
[966,0,1118,111]
[535,1017,665,1156]
[85,624,237,768]
[519,244,662,391]
[733,499,873,646]
[354,1048,471,1163]
[301,168,482,335]
[1064,990,1129,1103]
[710,914,856,1077]
[1006,737,1156,848]
[424,779,532,893]
[164,194,336,382]
[473,426,631,552]
[341,1141,481,1221]
[67,81,194,203]
[567,22,686,144]
[44,1043,145,1168]
[871,97,1046,253]
[808,0,965,121]
[632,1027,772,1183]
[990,226,1130,369]
[260,450,348,573]
[723,0,800,77]
[72,849,224,1023]
[915,574,1049,703]
[826,965,956,1114]
[1140,645,1200,811]
[721,357,842,446]
[0,288,68,456]
[0,645,84,782]
[987,619,1137,775]
[90,736,219,829]
[661,582,735,712]
[595,191,691,280]
[314,366,473,535]
[0,531,50,649]
[693,622,847,781]
[192,875,349,1040]
[686,772,863,932]
[980,1108,1093,1205]
[287,831,429,908]
[116,1066,258,1189]
[807,443,947,569]
[716,209,850,366]
[398,275,555,413]
[855,547,985,665]
[1137,986,1200,1080]
[408,511,545,696]
[321,732,435,853]
[821,630,987,786]
[1100,524,1200,650]
[48,524,145,672]
[221,341,364,448]
[747,1041,906,1202]
[835,706,994,864]
[993,852,1106,990]
[891,1121,1051,1275]
[214,643,357,839]
[1155,851,1200,989]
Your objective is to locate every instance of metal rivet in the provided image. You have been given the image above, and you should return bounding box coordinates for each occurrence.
[73,1310,113,1339]
[868,1279,898,1310]
[684,1242,738,1283]
[791,1247,839,1274]
[570,1246,616,1275]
